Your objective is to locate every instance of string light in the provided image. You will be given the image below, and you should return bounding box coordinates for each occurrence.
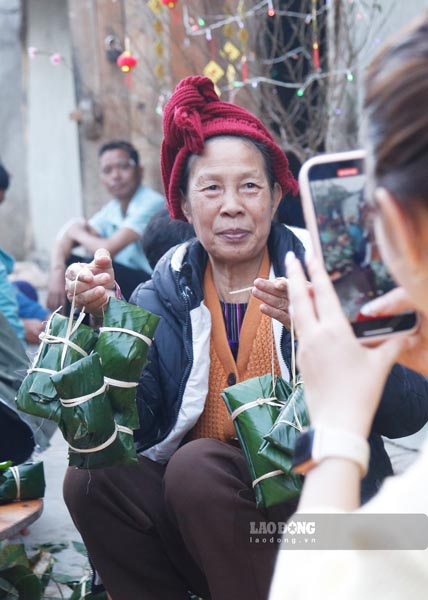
[179,1,364,101]
[182,1,331,38]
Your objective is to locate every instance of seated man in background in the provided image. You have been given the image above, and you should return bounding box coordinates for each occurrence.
[47,140,165,308]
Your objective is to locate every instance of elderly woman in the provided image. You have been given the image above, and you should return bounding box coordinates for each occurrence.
[63,77,428,600]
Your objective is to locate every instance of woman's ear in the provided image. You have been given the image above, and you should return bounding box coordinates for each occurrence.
[180,192,193,223]
[374,187,424,269]
[272,182,283,213]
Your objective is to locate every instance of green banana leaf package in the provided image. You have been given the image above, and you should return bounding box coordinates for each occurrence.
[261,380,309,455]
[96,297,160,431]
[0,461,45,504]
[52,353,138,469]
[221,374,301,509]
[258,380,307,495]
[16,311,98,422]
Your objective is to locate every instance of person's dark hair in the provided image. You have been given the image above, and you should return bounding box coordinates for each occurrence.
[364,15,428,211]
[142,207,195,270]
[179,135,278,201]
[99,141,139,166]
[0,164,10,191]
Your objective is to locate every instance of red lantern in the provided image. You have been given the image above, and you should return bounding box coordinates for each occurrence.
[116,49,137,87]
[116,51,138,73]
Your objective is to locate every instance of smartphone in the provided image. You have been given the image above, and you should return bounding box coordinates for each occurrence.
[299,149,418,340]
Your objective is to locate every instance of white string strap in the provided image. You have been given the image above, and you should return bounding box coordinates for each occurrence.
[26,367,57,376]
[117,425,133,435]
[291,319,296,388]
[67,422,133,454]
[276,417,303,432]
[252,469,284,488]
[60,383,107,408]
[9,466,21,500]
[230,397,284,421]
[29,307,61,370]
[98,326,152,346]
[61,268,87,368]
[104,376,138,389]
[38,332,88,358]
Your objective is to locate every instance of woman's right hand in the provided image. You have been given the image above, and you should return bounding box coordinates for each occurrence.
[361,288,428,377]
[65,249,116,317]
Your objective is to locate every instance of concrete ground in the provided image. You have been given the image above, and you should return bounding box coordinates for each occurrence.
[15,428,90,597]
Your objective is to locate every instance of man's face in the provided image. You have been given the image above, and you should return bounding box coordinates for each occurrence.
[0,189,6,204]
[99,148,142,202]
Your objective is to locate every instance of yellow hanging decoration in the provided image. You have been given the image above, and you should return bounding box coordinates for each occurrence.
[154,63,165,80]
[153,19,163,34]
[226,64,237,84]
[237,28,249,47]
[203,60,225,84]
[148,0,162,15]
[223,23,234,38]
[223,41,240,62]
[154,41,164,58]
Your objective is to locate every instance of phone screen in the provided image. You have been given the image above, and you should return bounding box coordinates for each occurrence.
[306,155,417,338]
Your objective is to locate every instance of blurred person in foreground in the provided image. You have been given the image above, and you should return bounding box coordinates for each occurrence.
[47,140,165,307]
[266,15,428,600]
[62,77,428,600]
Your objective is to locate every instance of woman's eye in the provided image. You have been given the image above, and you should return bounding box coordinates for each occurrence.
[244,182,258,189]
[204,184,219,192]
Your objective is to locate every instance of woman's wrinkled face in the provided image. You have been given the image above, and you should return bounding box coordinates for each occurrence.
[180,137,282,267]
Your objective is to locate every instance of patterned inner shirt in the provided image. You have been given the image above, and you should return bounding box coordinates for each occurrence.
[219,301,248,360]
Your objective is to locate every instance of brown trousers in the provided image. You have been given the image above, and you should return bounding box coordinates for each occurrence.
[63,439,296,600]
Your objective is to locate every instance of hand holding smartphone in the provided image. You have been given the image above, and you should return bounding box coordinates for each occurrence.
[298,150,418,341]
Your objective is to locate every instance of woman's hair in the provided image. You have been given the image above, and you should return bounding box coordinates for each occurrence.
[364,14,428,211]
[179,135,277,198]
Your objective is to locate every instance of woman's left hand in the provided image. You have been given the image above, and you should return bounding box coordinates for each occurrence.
[286,252,413,438]
[252,277,292,329]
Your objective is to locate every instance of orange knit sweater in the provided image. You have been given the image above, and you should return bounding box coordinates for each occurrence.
[190,249,281,443]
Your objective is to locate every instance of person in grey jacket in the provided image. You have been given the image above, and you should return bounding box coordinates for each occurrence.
[62,77,428,600]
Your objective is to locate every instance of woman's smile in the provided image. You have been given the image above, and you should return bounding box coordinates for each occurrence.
[217,228,250,242]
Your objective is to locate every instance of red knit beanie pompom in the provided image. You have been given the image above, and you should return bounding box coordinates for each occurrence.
[161,76,298,221]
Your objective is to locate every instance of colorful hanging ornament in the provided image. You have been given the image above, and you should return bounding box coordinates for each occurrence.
[28,46,38,59]
[153,19,163,34]
[154,41,164,58]
[161,0,178,7]
[50,53,62,66]
[116,38,138,87]
[203,60,225,84]
[237,28,249,47]
[241,54,248,81]
[226,64,237,84]
[148,0,162,14]
[311,0,320,71]
[223,41,240,62]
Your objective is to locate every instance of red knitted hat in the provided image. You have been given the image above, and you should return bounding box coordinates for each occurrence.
[161,76,298,221]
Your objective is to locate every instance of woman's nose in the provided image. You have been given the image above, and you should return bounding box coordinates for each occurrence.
[220,188,244,214]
